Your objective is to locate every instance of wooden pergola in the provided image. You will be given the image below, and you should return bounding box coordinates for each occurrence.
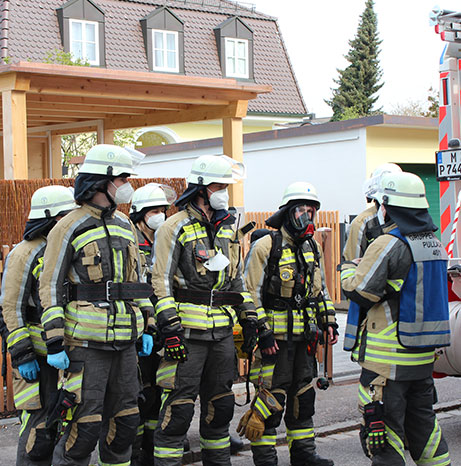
[0,62,270,207]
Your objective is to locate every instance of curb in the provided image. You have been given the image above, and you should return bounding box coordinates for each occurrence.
[183,401,461,464]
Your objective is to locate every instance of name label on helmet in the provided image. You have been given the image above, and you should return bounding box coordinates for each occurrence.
[405,231,448,262]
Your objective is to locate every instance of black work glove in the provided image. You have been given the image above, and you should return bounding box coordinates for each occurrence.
[257,326,275,350]
[241,320,258,356]
[363,401,387,454]
[162,329,188,363]
[328,323,339,338]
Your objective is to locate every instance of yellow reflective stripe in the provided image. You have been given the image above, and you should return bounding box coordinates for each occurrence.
[387,278,404,292]
[155,297,176,315]
[66,305,108,325]
[251,434,277,447]
[64,374,83,392]
[242,292,252,303]
[72,225,135,252]
[154,446,183,458]
[178,223,208,245]
[341,268,355,281]
[364,348,435,366]
[32,257,44,279]
[256,307,266,320]
[27,325,47,356]
[385,424,405,461]
[7,327,30,348]
[216,228,234,239]
[99,460,130,466]
[19,411,31,437]
[157,365,177,384]
[358,384,372,406]
[279,249,295,266]
[286,428,314,449]
[145,419,158,430]
[135,298,152,308]
[65,322,108,342]
[200,436,230,450]
[254,397,271,419]
[160,390,170,411]
[14,381,40,406]
[113,248,123,283]
[417,452,451,465]
[419,418,442,463]
[302,251,314,263]
[137,424,144,436]
[42,306,64,325]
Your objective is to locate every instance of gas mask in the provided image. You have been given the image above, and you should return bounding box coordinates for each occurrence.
[146,213,166,231]
[289,204,316,238]
[109,181,134,205]
[207,188,229,210]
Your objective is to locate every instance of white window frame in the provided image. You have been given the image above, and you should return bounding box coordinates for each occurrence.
[224,37,249,79]
[152,29,179,73]
[69,19,99,66]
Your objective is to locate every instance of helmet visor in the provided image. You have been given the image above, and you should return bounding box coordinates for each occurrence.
[124,147,146,173]
[290,204,316,230]
[221,155,246,182]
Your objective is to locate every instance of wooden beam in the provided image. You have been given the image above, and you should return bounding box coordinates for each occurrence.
[51,125,98,136]
[0,72,30,92]
[50,134,62,178]
[2,89,28,179]
[27,101,150,115]
[105,100,248,130]
[27,108,109,119]
[26,94,190,111]
[104,129,114,144]
[27,116,83,123]
[29,76,256,105]
[223,117,244,208]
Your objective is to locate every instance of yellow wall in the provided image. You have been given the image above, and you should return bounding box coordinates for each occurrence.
[366,126,438,176]
[168,122,272,142]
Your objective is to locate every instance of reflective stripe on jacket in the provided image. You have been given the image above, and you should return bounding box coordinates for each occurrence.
[341,223,437,381]
[151,204,256,336]
[39,203,154,351]
[244,227,336,340]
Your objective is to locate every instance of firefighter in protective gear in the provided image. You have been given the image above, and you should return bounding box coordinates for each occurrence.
[340,172,451,465]
[151,155,264,466]
[343,163,402,262]
[129,183,177,466]
[244,181,338,466]
[39,144,156,466]
[0,185,76,466]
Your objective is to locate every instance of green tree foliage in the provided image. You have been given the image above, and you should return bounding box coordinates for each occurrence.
[42,49,90,67]
[326,0,383,121]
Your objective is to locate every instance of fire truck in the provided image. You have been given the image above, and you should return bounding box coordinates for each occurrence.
[430,7,461,376]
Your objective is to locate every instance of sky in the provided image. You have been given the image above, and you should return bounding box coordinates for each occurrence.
[251,0,460,118]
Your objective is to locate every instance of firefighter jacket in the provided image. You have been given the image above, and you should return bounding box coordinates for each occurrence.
[343,204,381,261]
[151,203,257,339]
[39,203,155,354]
[244,227,336,341]
[0,238,47,367]
[340,223,441,381]
[135,226,154,284]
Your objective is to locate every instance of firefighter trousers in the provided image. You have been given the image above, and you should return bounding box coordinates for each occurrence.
[359,369,451,466]
[51,345,140,466]
[154,333,236,466]
[132,352,162,466]
[16,357,58,466]
[250,340,318,466]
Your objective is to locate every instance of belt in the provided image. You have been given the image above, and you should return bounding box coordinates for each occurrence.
[174,288,244,307]
[69,281,153,302]
[265,293,311,311]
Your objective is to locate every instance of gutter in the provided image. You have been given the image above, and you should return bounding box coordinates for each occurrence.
[0,0,9,61]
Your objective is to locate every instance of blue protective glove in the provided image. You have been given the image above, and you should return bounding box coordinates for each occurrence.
[138,334,154,357]
[47,351,70,370]
[18,360,40,381]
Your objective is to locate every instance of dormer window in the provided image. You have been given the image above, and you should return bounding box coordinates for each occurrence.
[225,38,248,79]
[56,0,105,67]
[215,17,254,81]
[140,7,184,74]
[152,29,179,73]
[69,19,99,65]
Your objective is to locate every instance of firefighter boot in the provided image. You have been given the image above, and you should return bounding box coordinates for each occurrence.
[294,452,334,466]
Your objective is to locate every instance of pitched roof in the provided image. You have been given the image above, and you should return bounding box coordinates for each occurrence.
[4,0,307,116]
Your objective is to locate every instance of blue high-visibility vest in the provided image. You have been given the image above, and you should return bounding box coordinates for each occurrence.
[343,228,450,351]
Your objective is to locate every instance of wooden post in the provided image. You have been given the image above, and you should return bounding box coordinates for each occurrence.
[2,89,28,179]
[50,134,62,178]
[104,129,115,145]
[223,117,244,208]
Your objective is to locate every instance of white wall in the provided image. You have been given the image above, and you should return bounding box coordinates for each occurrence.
[139,127,368,221]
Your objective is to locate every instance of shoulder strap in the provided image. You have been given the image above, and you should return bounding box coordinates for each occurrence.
[261,230,283,307]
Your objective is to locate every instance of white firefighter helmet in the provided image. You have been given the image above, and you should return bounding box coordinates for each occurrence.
[377,172,429,209]
[78,144,144,177]
[363,163,402,200]
[28,186,76,220]
[187,155,246,185]
[130,183,177,214]
[279,182,320,210]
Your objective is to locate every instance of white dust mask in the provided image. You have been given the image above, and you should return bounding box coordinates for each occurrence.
[377,205,386,226]
[208,188,229,210]
[146,213,165,231]
[110,181,134,205]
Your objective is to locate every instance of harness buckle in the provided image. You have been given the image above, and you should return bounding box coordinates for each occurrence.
[210,289,215,308]
[106,281,113,301]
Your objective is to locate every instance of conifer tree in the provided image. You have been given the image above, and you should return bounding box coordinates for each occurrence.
[327,0,383,121]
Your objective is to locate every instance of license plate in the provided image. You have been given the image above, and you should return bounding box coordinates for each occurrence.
[436,149,461,181]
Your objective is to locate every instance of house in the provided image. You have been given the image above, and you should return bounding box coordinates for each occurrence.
[1,0,307,149]
[138,114,441,228]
